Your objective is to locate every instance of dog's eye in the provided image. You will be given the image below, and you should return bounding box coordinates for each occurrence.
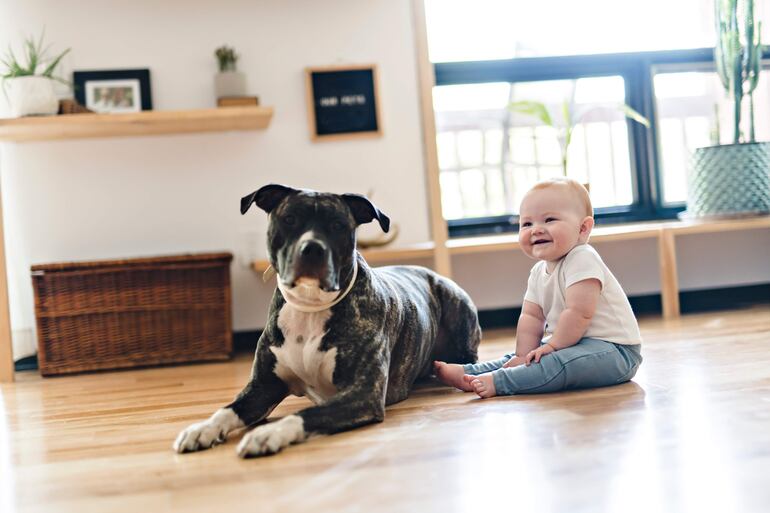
[283,215,297,226]
[332,221,346,231]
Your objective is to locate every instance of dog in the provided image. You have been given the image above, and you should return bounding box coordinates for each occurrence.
[173,184,481,457]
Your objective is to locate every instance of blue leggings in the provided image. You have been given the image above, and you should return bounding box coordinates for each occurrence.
[463,338,642,395]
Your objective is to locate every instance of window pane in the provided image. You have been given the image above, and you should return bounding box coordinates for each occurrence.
[435,75,635,220]
[485,129,503,165]
[458,169,488,217]
[425,0,770,62]
[456,130,484,167]
[439,171,463,219]
[653,66,770,204]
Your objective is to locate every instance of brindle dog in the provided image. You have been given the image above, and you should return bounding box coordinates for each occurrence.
[174,184,480,457]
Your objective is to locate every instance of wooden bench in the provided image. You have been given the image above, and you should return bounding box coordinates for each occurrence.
[253,216,770,321]
[447,218,768,319]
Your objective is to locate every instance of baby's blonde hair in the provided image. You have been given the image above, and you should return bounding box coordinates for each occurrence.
[529,177,593,217]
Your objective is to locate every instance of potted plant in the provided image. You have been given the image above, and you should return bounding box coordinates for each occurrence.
[686,0,770,218]
[214,45,247,99]
[508,99,648,193]
[1,32,70,117]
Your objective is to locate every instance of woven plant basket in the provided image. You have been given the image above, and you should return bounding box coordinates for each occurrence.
[685,142,770,218]
[31,252,233,376]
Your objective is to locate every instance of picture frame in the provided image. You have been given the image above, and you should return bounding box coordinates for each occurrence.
[73,69,153,114]
[305,64,382,141]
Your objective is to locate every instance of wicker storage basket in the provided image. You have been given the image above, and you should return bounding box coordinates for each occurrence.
[31,252,233,376]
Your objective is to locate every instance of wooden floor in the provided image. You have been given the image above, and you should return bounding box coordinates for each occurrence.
[2,305,770,513]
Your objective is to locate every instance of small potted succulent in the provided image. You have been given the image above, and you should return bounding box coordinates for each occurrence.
[686,0,770,218]
[214,45,247,99]
[1,32,70,117]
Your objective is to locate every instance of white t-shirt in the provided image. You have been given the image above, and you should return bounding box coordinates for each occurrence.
[523,244,642,345]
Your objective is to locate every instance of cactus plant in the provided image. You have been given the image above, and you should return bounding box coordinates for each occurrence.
[714,0,763,144]
[215,45,239,72]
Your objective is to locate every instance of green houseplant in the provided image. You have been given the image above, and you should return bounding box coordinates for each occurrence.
[1,32,70,117]
[214,45,246,99]
[508,99,649,179]
[215,46,238,72]
[686,0,770,218]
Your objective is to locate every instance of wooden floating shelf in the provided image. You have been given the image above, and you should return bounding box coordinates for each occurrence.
[0,106,274,142]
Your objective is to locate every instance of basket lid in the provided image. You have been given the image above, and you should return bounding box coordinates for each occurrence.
[31,252,233,273]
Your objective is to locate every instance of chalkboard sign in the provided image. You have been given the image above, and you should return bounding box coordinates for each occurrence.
[305,65,382,141]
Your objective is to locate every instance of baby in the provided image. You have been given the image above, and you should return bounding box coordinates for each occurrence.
[435,177,642,398]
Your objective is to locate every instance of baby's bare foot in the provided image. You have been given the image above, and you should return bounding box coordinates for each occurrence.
[466,373,497,398]
[434,361,474,392]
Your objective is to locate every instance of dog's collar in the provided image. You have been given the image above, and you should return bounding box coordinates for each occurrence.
[273,260,358,313]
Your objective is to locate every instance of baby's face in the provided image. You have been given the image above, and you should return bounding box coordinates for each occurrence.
[518,186,590,264]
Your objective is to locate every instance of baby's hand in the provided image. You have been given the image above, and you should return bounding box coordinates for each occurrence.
[525,343,555,365]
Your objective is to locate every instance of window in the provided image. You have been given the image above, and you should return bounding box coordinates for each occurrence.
[425,1,770,236]
[424,0,730,62]
[435,76,636,221]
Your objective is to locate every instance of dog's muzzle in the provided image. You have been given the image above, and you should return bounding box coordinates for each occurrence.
[284,238,339,291]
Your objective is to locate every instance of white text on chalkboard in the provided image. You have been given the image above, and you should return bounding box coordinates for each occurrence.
[319,94,367,107]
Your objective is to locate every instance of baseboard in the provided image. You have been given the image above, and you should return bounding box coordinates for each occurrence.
[678,283,770,313]
[14,354,39,371]
[233,331,261,354]
[477,282,770,330]
[15,282,770,370]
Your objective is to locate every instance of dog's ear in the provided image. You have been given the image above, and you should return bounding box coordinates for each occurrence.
[342,193,391,233]
[241,184,300,215]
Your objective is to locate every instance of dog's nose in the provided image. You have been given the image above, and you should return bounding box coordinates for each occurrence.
[299,240,326,261]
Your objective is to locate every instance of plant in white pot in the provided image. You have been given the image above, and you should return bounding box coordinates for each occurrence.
[686,0,770,218]
[1,32,70,117]
[214,45,247,99]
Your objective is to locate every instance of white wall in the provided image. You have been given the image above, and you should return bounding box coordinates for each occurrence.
[0,0,429,359]
[1,1,769,360]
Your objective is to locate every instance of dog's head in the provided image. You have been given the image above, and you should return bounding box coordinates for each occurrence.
[241,184,390,292]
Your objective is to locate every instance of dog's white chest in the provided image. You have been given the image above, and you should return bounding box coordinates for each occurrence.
[272,305,338,404]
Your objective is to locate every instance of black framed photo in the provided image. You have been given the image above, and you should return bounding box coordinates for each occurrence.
[305,64,381,141]
[73,69,152,113]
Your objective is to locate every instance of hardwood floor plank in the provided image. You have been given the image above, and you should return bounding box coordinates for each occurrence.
[2,305,769,512]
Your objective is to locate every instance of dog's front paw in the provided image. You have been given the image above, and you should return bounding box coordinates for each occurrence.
[173,408,243,453]
[236,415,306,458]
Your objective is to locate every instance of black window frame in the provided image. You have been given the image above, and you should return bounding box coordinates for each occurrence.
[433,47,752,238]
